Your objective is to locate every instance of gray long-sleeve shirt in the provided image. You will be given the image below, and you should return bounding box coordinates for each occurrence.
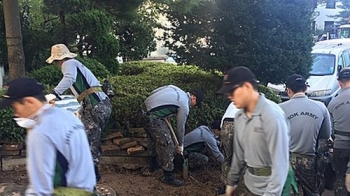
[53,59,107,102]
[227,94,289,196]
[143,85,191,146]
[184,125,224,163]
[328,86,350,149]
[26,105,95,195]
[279,94,331,155]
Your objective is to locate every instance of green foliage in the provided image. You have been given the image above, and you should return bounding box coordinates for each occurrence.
[0,91,25,143]
[162,0,314,85]
[331,0,350,24]
[28,57,111,86]
[110,61,280,132]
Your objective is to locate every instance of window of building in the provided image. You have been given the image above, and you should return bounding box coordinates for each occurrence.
[324,21,335,32]
[326,1,336,9]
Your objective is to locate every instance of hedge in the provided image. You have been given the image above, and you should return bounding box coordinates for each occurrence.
[0,61,281,143]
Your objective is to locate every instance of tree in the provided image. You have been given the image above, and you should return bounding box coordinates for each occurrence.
[331,0,350,24]
[161,0,314,85]
[2,0,26,80]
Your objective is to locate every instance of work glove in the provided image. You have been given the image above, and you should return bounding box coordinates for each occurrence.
[346,174,350,192]
[45,94,57,104]
[176,145,184,155]
[225,185,237,196]
[51,91,62,100]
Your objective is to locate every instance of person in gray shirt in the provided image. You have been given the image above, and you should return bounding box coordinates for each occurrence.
[46,44,112,182]
[279,74,332,195]
[217,66,289,196]
[328,68,350,196]
[182,120,224,169]
[139,85,204,186]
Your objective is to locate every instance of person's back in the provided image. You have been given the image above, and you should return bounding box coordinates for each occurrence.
[280,96,330,155]
[26,106,95,194]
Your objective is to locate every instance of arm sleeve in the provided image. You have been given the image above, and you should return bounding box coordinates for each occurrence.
[227,124,244,186]
[175,106,189,147]
[264,113,290,196]
[319,108,332,139]
[53,61,77,95]
[27,132,56,196]
[203,128,224,163]
[327,105,335,136]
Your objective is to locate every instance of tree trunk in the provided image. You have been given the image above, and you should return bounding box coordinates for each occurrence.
[2,0,25,80]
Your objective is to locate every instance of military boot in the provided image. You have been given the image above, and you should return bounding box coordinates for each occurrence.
[160,170,184,186]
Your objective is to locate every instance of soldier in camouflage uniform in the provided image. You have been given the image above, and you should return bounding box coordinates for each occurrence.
[139,85,204,186]
[327,69,350,196]
[183,120,223,169]
[46,44,112,182]
[279,74,332,196]
[215,103,238,195]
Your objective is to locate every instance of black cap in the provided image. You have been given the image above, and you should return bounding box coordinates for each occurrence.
[286,74,308,89]
[338,68,350,80]
[191,89,204,108]
[0,77,45,109]
[216,66,257,94]
[211,119,221,130]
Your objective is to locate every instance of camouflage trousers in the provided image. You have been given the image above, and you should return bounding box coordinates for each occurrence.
[187,152,209,168]
[0,183,26,196]
[80,99,112,165]
[290,153,323,196]
[220,119,235,184]
[333,148,350,196]
[139,111,175,172]
[234,176,259,196]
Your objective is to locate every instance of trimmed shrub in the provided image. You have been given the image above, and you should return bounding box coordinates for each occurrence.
[110,62,281,133]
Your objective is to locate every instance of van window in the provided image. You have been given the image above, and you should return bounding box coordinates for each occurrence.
[310,54,335,76]
[344,50,350,67]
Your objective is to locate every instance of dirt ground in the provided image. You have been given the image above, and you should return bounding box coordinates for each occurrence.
[0,161,223,196]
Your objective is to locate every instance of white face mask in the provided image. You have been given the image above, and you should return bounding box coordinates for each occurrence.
[13,118,37,129]
[13,104,51,129]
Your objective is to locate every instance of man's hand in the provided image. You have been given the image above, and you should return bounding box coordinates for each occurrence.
[345,174,350,192]
[225,185,237,196]
[176,145,184,155]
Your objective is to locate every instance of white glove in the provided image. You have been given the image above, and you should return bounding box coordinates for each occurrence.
[225,185,237,196]
[346,174,350,192]
[45,94,56,102]
[176,145,184,155]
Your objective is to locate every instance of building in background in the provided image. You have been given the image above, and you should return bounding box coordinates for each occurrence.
[314,1,343,39]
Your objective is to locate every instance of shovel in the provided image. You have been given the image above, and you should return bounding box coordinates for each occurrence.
[164,118,189,180]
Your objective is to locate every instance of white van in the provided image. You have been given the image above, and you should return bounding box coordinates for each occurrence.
[268,39,350,105]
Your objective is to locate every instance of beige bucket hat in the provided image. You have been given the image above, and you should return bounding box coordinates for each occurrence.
[46,44,77,64]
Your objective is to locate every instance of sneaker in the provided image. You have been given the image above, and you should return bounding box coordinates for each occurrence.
[160,175,184,186]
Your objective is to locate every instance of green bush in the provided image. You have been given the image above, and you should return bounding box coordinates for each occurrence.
[0,90,25,144]
[110,61,281,133]
[28,56,111,86]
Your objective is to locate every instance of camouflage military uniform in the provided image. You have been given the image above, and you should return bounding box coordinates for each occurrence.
[220,120,235,184]
[80,98,112,165]
[186,149,209,168]
[289,139,331,196]
[234,176,259,196]
[139,110,175,171]
[333,148,350,196]
[0,183,26,195]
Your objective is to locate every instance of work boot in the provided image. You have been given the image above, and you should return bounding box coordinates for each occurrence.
[160,170,184,186]
[94,165,101,183]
